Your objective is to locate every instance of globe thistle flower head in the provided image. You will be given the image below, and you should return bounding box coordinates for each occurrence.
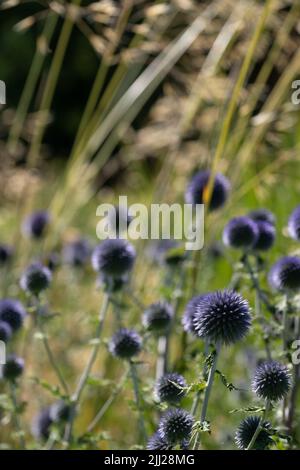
[248,209,276,226]
[0,355,24,381]
[0,299,26,332]
[147,432,172,450]
[268,256,300,292]
[288,205,300,241]
[193,290,251,345]
[182,294,209,335]
[20,263,52,296]
[63,239,91,267]
[0,244,13,266]
[143,301,173,334]
[91,239,136,279]
[185,170,230,211]
[0,321,12,342]
[109,328,142,359]
[32,407,53,441]
[23,211,50,239]
[235,416,272,450]
[158,408,194,445]
[155,373,187,404]
[49,401,71,422]
[252,361,291,401]
[223,216,258,250]
[253,221,276,251]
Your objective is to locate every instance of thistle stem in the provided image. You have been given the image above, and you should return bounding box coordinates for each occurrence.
[191,340,209,417]
[35,300,69,395]
[243,255,274,315]
[65,292,110,444]
[129,360,147,445]
[193,343,220,449]
[37,315,69,395]
[10,383,26,449]
[87,367,129,432]
[246,400,270,450]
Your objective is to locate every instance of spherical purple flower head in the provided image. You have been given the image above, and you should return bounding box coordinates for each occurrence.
[0,321,12,342]
[23,211,50,239]
[109,328,142,359]
[0,355,24,382]
[253,221,276,251]
[155,373,187,404]
[32,407,53,441]
[92,239,136,279]
[0,244,13,266]
[248,209,276,226]
[288,205,300,241]
[0,299,26,332]
[158,408,194,445]
[185,170,230,211]
[20,263,52,296]
[182,294,209,335]
[268,256,300,292]
[63,239,92,267]
[193,290,251,345]
[147,432,173,450]
[143,301,174,334]
[252,361,291,401]
[49,400,71,422]
[235,416,272,450]
[223,216,258,250]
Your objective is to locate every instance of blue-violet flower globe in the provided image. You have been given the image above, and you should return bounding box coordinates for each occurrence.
[185,170,230,211]
[193,290,251,345]
[0,299,26,332]
[223,216,258,250]
[252,361,291,401]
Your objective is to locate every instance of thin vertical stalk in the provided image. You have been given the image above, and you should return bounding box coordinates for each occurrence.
[193,343,220,449]
[10,383,26,449]
[37,314,69,395]
[27,0,82,165]
[191,341,209,417]
[87,367,129,432]
[129,360,147,445]
[7,13,59,154]
[246,400,270,450]
[205,0,275,204]
[64,292,110,444]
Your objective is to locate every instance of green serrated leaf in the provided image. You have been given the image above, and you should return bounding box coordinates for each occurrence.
[229,405,265,414]
[215,370,240,391]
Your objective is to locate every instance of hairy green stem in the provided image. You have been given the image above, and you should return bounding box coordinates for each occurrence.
[129,360,147,445]
[10,383,26,449]
[191,340,209,417]
[193,344,220,449]
[246,400,270,450]
[37,314,69,395]
[64,292,110,444]
[87,367,129,432]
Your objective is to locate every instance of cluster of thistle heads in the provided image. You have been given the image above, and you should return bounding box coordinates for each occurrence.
[0,168,299,448]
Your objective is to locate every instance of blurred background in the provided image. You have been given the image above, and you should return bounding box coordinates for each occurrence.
[1,0,300,449]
